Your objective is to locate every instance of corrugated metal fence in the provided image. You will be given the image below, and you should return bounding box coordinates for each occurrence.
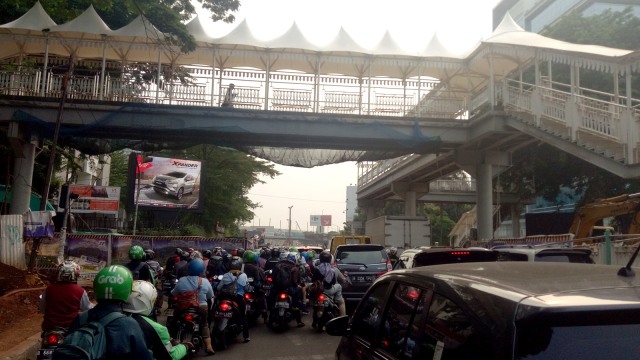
[0,215,25,269]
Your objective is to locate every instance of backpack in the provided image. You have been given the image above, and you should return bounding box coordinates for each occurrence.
[274,262,293,289]
[52,311,125,360]
[174,277,202,311]
[219,273,237,296]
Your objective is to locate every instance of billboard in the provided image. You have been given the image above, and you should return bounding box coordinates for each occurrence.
[62,185,121,214]
[127,153,203,211]
[310,215,332,226]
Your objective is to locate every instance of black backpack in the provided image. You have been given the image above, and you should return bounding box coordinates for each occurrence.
[274,262,293,289]
[52,311,124,360]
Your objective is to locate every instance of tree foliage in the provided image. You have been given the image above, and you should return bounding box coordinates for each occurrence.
[0,0,240,53]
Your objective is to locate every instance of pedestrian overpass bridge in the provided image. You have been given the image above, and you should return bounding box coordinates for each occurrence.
[1,4,640,240]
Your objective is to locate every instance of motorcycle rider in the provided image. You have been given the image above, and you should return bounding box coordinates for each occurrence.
[217,257,251,342]
[388,247,399,266]
[264,248,281,272]
[62,265,153,360]
[40,260,93,333]
[173,249,190,279]
[316,251,347,317]
[144,249,164,317]
[271,251,305,327]
[126,245,155,283]
[124,280,191,360]
[242,250,268,322]
[171,259,215,355]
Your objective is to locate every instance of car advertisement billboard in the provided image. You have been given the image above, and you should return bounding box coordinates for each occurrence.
[127,153,203,211]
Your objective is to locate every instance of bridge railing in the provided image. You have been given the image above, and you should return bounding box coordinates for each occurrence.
[0,67,469,120]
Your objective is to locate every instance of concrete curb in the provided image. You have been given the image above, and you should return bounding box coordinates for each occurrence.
[0,332,41,360]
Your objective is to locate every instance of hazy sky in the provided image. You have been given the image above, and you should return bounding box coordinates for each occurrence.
[199,0,502,231]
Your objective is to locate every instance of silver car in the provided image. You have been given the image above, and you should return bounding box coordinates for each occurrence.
[152,171,197,199]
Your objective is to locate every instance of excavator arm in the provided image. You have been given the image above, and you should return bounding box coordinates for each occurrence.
[570,193,640,238]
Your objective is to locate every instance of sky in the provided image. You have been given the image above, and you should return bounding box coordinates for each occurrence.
[197,0,502,232]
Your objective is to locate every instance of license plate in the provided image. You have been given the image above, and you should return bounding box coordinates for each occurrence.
[246,304,251,311]
[215,311,233,318]
[37,349,53,360]
[275,301,289,308]
[263,284,272,290]
[354,276,372,282]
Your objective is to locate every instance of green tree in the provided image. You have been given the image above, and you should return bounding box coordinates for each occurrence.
[0,0,240,53]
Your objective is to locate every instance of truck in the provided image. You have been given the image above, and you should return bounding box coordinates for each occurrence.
[365,216,431,251]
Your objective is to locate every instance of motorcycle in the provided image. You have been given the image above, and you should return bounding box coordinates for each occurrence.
[172,307,203,356]
[36,328,65,360]
[268,290,294,332]
[244,277,267,324]
[211,296,244,349]
[162,272,178,312]
[311,289,340,332]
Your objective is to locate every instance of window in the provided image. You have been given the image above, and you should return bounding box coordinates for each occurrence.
[379,284,422,358]
[405,293,486,360]
[336,249,387,264]
[351,282,390,342]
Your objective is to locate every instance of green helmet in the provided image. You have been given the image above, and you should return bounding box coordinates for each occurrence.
[289,247,299,253]
[129,245,145,260]
[243,250,256,264]
[94,265,134,302]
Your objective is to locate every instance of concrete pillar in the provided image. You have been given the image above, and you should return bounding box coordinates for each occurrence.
[10,141,37,215]
[390,181,428,217]
[404,191,417,217]
[476,163,493,241]
[511,204,521,237]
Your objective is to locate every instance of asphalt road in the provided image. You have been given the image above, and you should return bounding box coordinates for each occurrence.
[157,300,341,359]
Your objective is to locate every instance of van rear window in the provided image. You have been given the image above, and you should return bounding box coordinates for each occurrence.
[413,250,497,267]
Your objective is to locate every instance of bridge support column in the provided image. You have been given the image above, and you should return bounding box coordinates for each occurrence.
[511,203,522,237]
[456,150,511,241]
[391,181,428,217]
[8,122,37,214]
[476,164,493,241]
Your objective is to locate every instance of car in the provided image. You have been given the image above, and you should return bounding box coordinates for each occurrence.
[334,244,392,305]
[493,245,595,263]
[394,247,498,269]
[152,171,197,199]
[296,246,324,259]
[325,261,640,360]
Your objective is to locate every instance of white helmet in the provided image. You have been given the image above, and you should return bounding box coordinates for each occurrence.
[123,280,157,316]
[280,251,290,261]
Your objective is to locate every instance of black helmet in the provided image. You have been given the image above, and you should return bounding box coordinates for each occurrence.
[203,250,212,258]
[144,249,155,260]
[271,248,281,259]
[230,258,243,272]
[319,251,332,263]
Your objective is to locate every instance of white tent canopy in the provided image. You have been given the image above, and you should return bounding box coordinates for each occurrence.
[0,2,637,89]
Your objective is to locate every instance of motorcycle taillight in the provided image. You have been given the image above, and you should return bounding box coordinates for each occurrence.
[244,293,254,301]
[185,314,194,322]
[318,294,325,302]
[219,301,232,311]
[278,292,287,300]
[45,333,61,346]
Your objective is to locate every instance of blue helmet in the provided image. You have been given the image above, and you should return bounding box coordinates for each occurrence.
[188,259,205,276]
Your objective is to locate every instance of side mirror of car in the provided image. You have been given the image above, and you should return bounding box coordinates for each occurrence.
[324,315,350,336]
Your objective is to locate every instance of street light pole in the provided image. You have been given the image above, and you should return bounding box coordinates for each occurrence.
[288,205,293,246]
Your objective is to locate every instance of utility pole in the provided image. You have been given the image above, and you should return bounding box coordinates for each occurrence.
[29,55,74,271]
[288,205,293,246]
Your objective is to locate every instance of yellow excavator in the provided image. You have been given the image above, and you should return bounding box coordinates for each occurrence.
[569,193,640,239]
